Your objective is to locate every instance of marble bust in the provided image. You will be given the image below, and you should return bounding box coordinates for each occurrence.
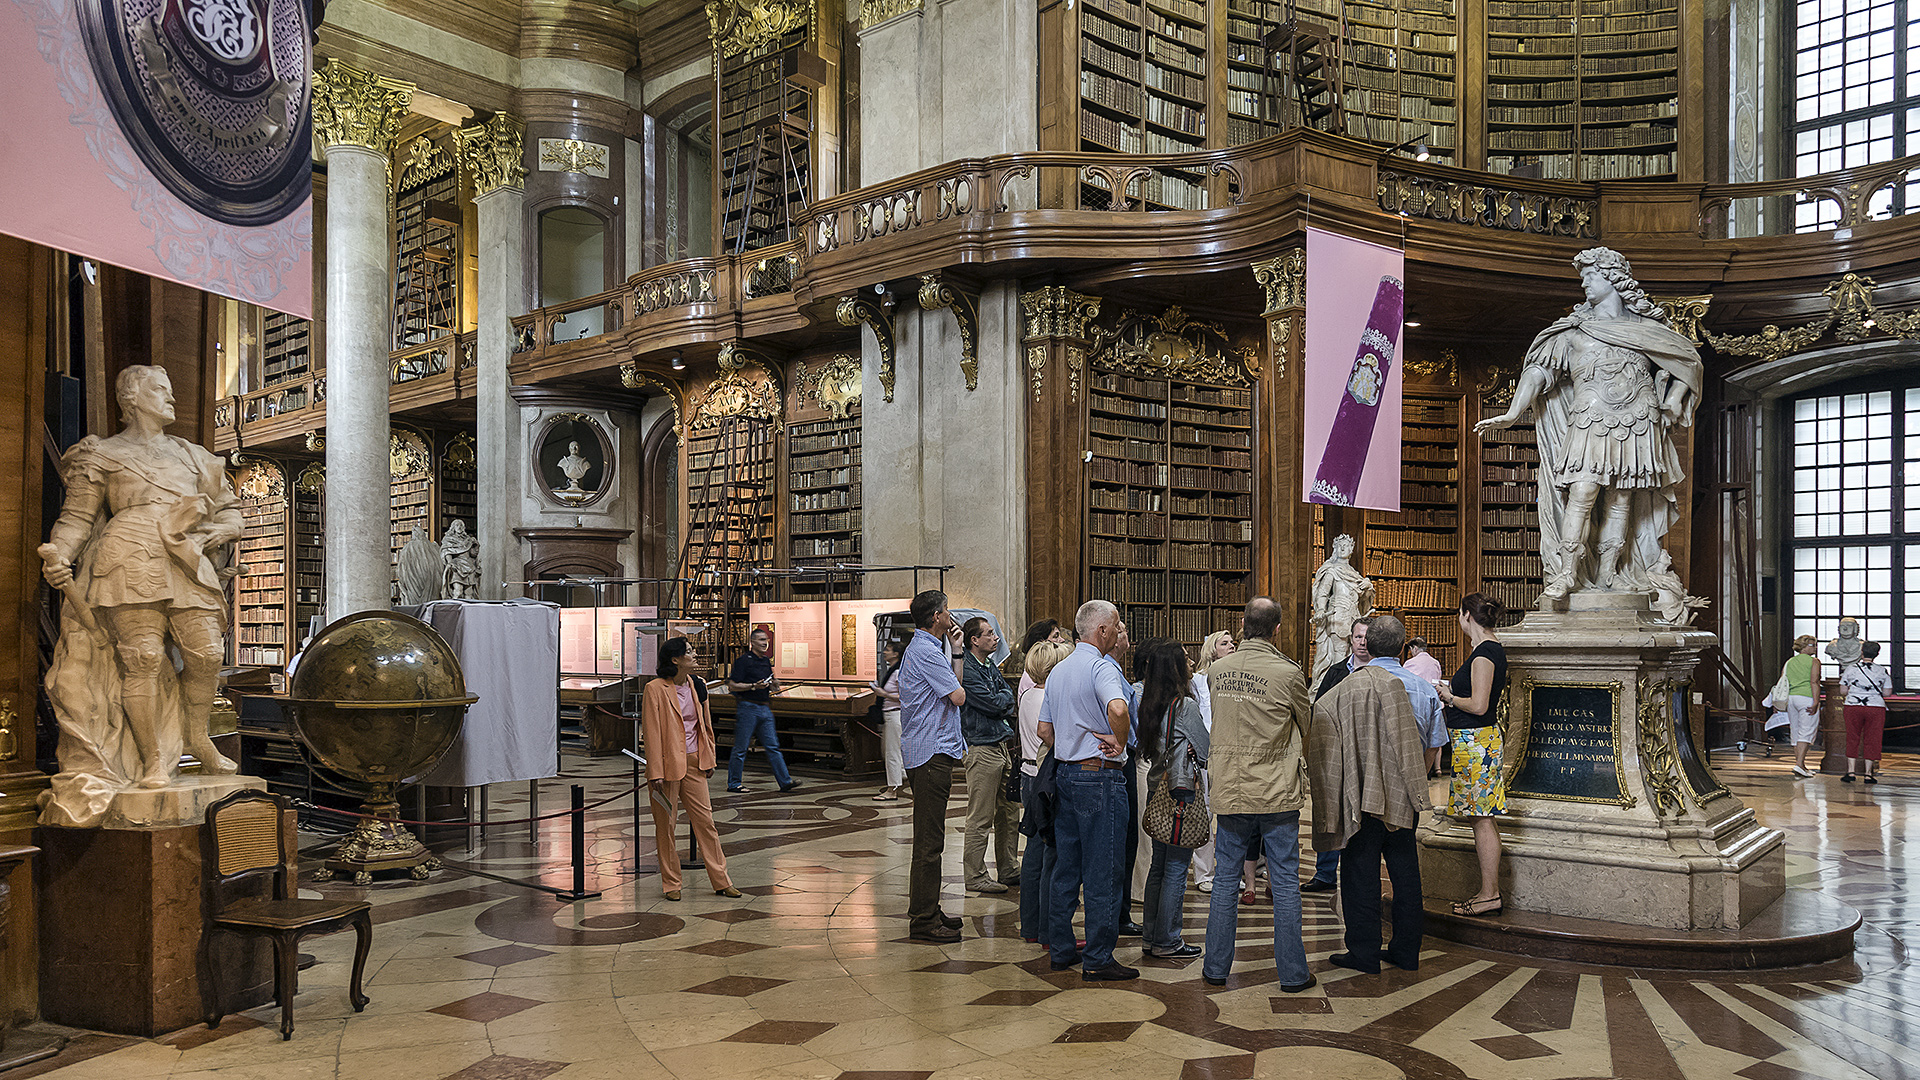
[1475,247,1704,613]
[37,365,241,825]
[396,525,444,606]
[441,519,479,600]
[557,440,592,492]
[1828,618,1863,665]
[1309,533,1375,684]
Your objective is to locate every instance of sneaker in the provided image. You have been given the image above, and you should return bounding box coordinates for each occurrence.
[1791,765,1815,778]
[1279,974,1319,994]
[968,880,1009,894]
[1196,881,1214,893]
[873,789,899,801]
[1146,943,1202,959]
[1300,878,1337,893]
[727,785,749,793]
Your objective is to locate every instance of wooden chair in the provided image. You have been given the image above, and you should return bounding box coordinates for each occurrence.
[204,789,372,1040]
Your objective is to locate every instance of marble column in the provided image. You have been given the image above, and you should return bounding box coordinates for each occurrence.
[313,60,414,621]
[455,114,529,601]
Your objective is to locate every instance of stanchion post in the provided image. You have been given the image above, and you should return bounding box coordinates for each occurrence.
[570,783,587,899]
[622,749,646,876]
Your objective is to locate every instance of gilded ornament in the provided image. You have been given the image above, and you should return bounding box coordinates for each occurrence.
[1026,345,1046,401]
[1019,286,1101,339]
[1637,677,1686,818]
[390,428,433,480]
[397,136,455,191]
[1404,348,1459,385]
[0,697,17,762]
[304,430,325,453]
[453,112,527,196]
[860,0,922,27]
[693,344,784,427]
[837,294,896,403]
[1087,304,1255,388]
[918,272,979,391]
[621,363,687,435]
[795,354,863,419]
[537,138,610,177]
[707,0,810,59]
[295,462,325,494]
[1267,315,1291,380]
[1704,269,1920,362]
[1066,345,1085,403]
[443,433,477,479]
[313,59,414,155]
[1252,249,1306,313]
[235,459,285,500]
[1651,295,1712,346]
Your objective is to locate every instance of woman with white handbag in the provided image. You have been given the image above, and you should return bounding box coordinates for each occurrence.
[1771,635,1823,778]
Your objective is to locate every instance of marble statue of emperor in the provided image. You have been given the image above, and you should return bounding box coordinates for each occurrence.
[38,365,242,826]
[1475,247,1703,616]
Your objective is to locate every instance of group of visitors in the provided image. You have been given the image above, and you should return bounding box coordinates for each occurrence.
[1768,626,1894,783]
[630,584,1514,987]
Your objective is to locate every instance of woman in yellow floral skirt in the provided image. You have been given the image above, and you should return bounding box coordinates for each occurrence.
[1434,593,1510,916]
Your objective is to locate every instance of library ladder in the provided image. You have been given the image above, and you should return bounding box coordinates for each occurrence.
[1261,18,1344,135]
[727,111,811,255]
[673,415,771,649]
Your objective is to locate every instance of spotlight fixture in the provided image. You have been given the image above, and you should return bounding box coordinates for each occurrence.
[1405,320,1422,328]
[1387,133,1432,162]
[669,352,686,371]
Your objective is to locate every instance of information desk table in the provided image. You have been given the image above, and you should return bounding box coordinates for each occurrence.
[708,682,880,780]
[562,676,643,755]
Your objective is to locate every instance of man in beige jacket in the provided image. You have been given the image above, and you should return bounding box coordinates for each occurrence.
[1199,596,1316,993]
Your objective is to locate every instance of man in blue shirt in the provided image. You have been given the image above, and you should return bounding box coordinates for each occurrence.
[726,628,797,793]
[1364,618,1448,775]
[900,590,968,943]
[1036,599,1137,981]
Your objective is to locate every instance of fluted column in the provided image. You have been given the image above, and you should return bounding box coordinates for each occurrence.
[454,113,529,600]
[313,60,413,620]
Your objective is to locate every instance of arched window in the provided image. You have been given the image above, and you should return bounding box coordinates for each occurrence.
[539,206,607,337]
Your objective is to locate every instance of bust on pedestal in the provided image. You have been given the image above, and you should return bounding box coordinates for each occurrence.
[35,366,268,1035]
[1420,253,1796,947]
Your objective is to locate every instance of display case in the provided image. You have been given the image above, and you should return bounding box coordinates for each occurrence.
[709,682,880,780]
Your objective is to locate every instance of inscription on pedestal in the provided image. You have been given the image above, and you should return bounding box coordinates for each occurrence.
[1509,680,1634,806]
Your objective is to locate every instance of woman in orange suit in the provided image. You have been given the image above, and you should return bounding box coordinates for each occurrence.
[641,636,742,900]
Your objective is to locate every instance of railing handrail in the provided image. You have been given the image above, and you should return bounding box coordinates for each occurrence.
[1699,150,1920,203]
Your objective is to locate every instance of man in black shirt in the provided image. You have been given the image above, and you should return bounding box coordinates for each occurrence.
[726,628,798,793]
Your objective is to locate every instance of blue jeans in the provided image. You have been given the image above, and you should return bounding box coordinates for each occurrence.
[1143,838,1195,952]
[1204,811,1310,986]
[1048,765,1128,970]
[1310,848,1340,884]
[1019,773,1056,943]
[727,701,792,788]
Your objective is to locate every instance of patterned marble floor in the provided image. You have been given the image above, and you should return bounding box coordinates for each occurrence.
[22,750,1920,1080]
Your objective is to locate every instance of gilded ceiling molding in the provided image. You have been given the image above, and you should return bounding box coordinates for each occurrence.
[1019,286,1101,340]
[836,294,896,403]
[1650,294,1712,345]
[918,272,980,391]
[397,136,456,191]
[690,344,784,427]
[794,354,863,419]
[454,112,528,196]
[1251,249,1306,314]
[621,363,687,436]
[1088,305,1258,387]
[312,59,414,155]
[706,0,810,59]
[861,0,923,29]
[1705,272,1920,363]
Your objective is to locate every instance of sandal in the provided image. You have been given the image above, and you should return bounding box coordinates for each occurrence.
[874,789,899,801]
[1451,894,1502,917]
[1842,774,1856,784]
[1866,774,1879,784]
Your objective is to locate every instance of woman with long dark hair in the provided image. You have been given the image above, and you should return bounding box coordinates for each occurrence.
[1434,593,1509,916]
[1136,639,1211,958]
[640,637,742,901]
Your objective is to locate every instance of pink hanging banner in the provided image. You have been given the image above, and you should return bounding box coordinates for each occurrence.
[1301,227,1406,512]
[0,0,313,316]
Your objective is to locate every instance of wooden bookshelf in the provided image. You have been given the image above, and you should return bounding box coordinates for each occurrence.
[440,432,477,537]
[1363,392,1464,674]
[685,421,777,657]
[716,25,813,253]
[1342,0,1460,160]
[292,462,324,645]
[1074,0,1211,208]
[393,142,460,349]
[1477,418,1544,615]
[390,427,435,604]
[1085,371,1254,648]
[231,459,291,667]
[261,311,310,386]
[788,416,861,567]
[1486,0,1678,179]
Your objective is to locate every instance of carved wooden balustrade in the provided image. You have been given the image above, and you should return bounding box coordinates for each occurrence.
[1698,151,1920,238]
[1376,161,1601,238]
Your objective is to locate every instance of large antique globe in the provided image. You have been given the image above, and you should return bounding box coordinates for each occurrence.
[287,610,477,883]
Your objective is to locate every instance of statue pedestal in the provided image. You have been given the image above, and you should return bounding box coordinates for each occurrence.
[38,779,274,1037]
[1419,596,1788,933]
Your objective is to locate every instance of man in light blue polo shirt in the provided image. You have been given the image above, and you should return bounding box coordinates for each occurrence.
[1365,616,1448,774]
[899,589,968,943]
[1036,599,1138,981]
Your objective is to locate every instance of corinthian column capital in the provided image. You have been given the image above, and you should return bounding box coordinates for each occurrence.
[312,59,415,155]
[454,113,528,196]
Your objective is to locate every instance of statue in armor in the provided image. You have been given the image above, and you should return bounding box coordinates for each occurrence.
[1475,248,1703,613]
[441,519,479,600]
[1309,533,1375,684]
